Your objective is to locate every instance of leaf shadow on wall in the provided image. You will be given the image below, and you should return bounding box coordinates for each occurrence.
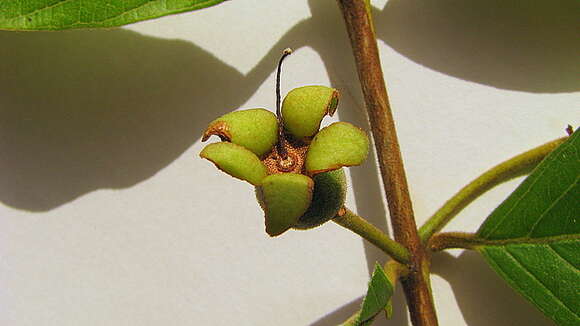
[431,251,554,326]
[0,29,275,211]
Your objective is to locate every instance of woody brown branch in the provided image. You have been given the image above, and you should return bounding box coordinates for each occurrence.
[335,1,438,325]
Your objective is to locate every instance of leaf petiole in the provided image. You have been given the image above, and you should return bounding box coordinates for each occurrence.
[418,136,568,242]
[428,232,580,252]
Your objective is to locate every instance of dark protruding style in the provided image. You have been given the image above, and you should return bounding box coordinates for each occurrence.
[275,48,293,159]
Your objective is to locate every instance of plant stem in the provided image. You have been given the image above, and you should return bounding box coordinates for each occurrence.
[418,137,567,242]
[333,208,410,265]
[336,1,438,325]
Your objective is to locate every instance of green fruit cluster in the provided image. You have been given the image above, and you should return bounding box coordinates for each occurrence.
[201,86,369,236]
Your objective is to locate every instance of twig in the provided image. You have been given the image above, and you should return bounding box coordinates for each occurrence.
[336,1,438,325]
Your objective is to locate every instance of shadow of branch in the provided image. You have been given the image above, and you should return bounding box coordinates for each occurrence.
[375,0,580,93]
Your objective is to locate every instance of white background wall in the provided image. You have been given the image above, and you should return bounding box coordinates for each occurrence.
[0,0,578,325]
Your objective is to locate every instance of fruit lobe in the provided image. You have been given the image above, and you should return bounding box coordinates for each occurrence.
[203,109,278,157]
[282,86,339,141]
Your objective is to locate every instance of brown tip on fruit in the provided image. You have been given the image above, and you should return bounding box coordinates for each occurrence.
[326,90,340,117]
[565,125,574,136]
[202,121,231,142]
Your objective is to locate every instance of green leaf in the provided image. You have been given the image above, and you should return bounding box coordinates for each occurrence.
[256,173,314,237]
[0,0,226,31]
[476,130,580,326]
[342,263,393,326]
[305,122,369,175]
[200,142,267,186]
[357,263,393,325]
[203,109,279,158]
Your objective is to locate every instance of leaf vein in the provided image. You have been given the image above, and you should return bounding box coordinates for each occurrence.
[526,175,579,237]
[546,244,579,271]
[17,0,69,19]
[504,248,579,318]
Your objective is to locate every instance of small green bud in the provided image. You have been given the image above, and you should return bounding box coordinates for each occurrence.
[305,122,369,175]
[256,173,314,236]
[281,86,339,141]
[202,109,278,157]
[200,142,268,185]
[294,169,347,229]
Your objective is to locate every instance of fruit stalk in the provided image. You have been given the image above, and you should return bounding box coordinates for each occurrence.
[333,208,410,264]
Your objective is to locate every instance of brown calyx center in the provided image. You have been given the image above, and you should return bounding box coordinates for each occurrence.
[262,138,308,175]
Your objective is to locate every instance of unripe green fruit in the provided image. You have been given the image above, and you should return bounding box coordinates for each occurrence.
[294,168,347,229]
[200,142,268,185]
[306,122,370,175]
[256,173,314,236]
[255,169,346,235]
[202,108,278,158]
[282,86,339,141]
